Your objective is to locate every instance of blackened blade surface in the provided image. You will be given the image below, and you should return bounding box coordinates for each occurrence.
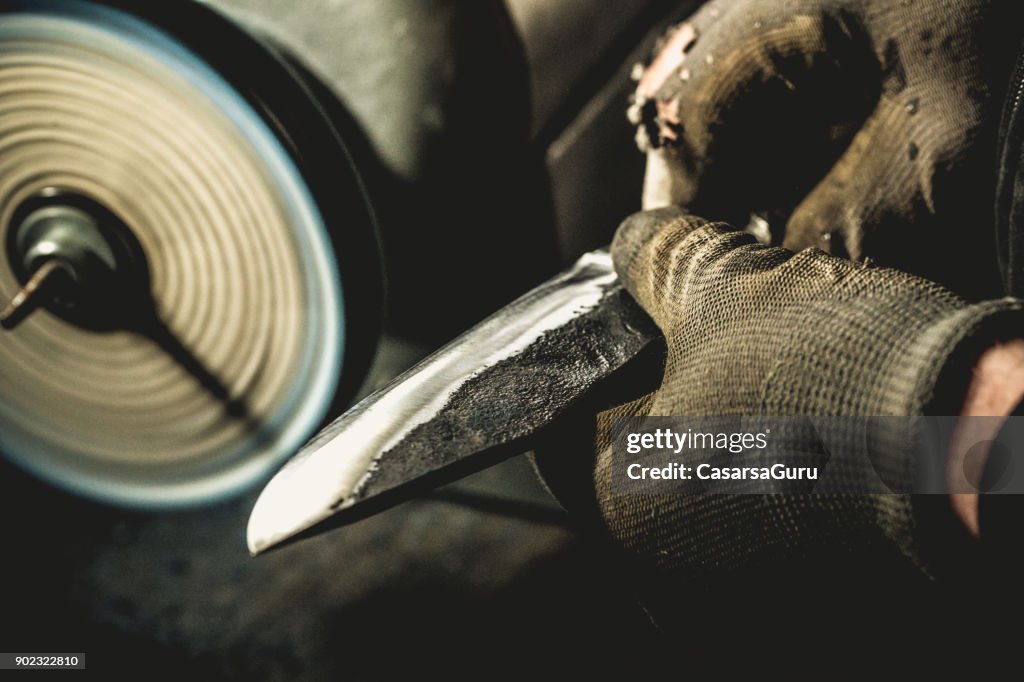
[247,250,659,554]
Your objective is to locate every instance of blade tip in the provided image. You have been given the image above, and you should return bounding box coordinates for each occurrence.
[245,432,375,554]
[245,462,358,556]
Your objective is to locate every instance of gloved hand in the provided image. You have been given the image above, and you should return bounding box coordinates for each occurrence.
[535,207,1023,576]
[631,0,1020,299]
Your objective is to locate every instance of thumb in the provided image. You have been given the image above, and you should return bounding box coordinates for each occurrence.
[610,208,740,330]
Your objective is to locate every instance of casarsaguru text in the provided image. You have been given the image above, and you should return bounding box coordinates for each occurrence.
[626,463,819,481]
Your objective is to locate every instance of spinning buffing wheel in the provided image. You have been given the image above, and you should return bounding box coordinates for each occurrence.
[0,0,382,506]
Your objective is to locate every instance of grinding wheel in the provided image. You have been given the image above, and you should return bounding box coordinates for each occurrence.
[0,0,382,506]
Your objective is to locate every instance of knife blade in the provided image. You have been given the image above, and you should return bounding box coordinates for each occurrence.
[247,248,661,554]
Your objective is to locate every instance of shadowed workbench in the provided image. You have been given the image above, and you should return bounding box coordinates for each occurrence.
[0,337,660,681]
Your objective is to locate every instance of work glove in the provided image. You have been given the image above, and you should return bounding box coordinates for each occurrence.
[535,207,1024,576]
[534,0,1024,583]
[632,0,1021,299]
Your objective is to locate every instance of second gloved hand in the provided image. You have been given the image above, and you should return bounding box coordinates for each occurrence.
[633,0,1020,299]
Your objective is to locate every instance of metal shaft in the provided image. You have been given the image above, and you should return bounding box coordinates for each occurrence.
[0,259,69,330]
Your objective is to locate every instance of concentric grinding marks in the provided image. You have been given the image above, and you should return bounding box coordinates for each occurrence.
[0,2,344,506]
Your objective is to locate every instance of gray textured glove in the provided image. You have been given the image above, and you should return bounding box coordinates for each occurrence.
[536,208,1023,576]
[633,0,1020,299]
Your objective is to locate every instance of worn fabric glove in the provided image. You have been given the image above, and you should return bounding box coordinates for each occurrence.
[535,207,1024,577]
[631,0,1021,300]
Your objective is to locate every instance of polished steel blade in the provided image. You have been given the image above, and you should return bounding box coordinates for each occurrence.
[247,249,660,554]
